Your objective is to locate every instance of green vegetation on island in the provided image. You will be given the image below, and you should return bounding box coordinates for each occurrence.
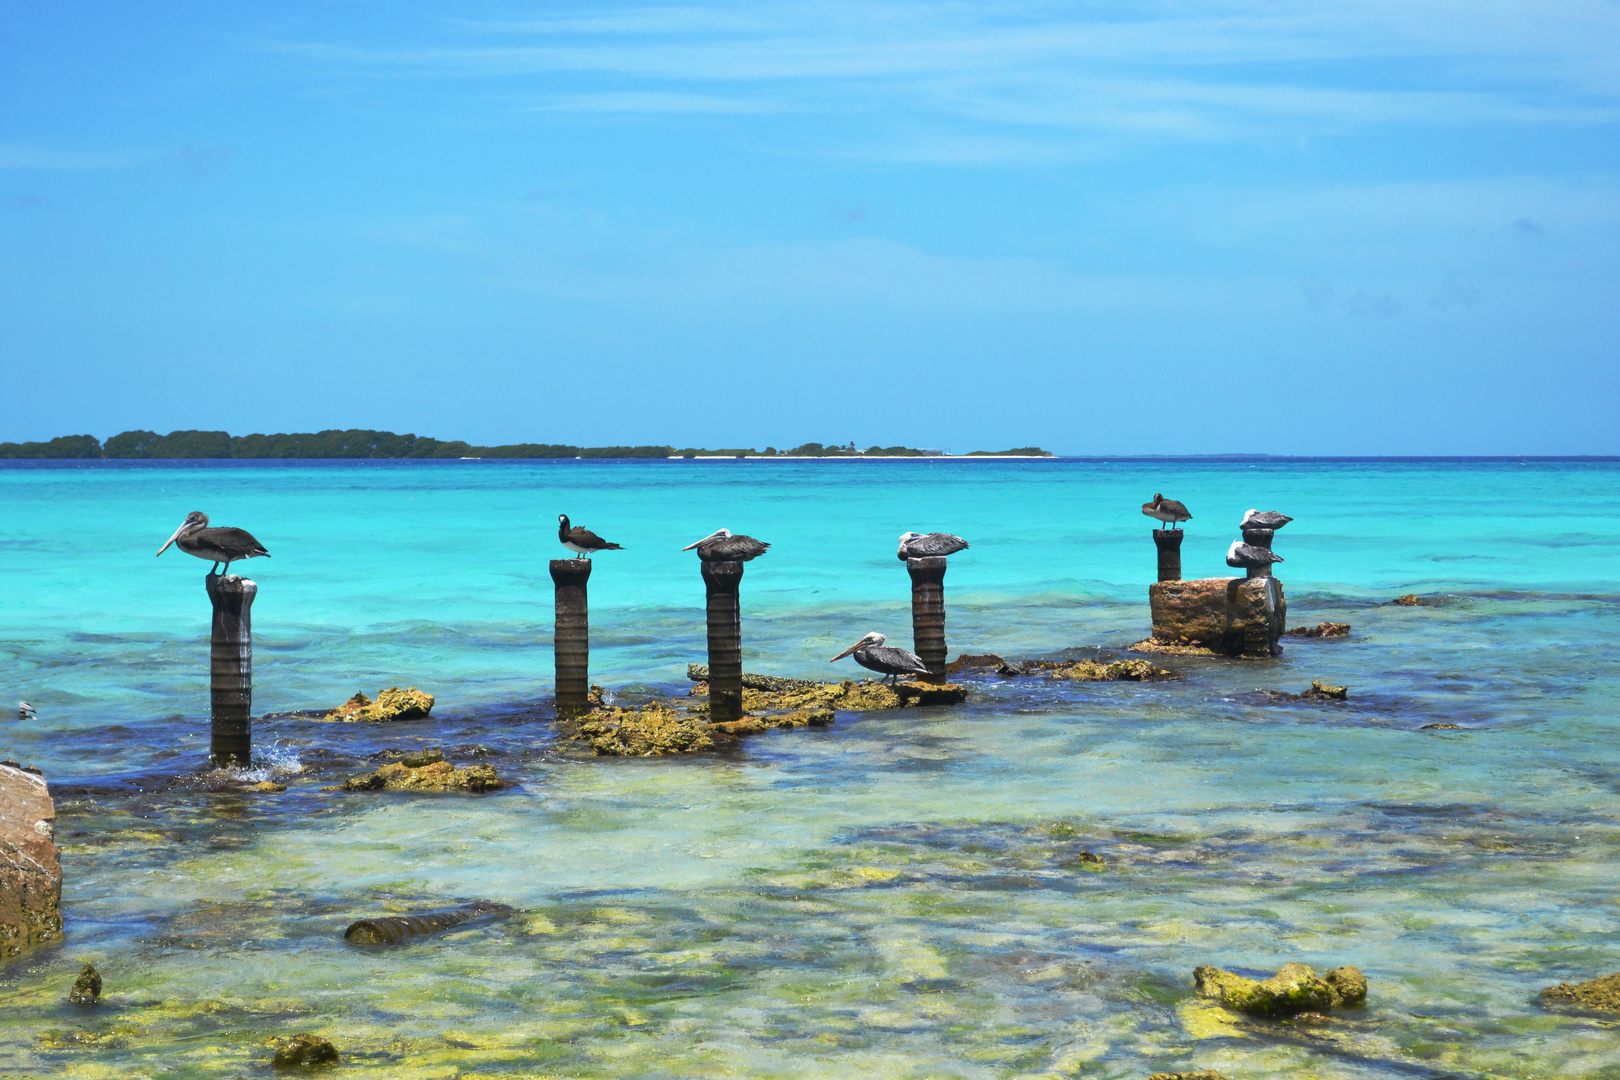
[0,430,1053,460]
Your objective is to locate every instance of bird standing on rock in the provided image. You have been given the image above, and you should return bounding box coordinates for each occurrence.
[1241,509,1293,530]
[557,515,623,559]
[682,528,770,562]
[1226,541,1284,569]
[156,512,270,575]
[1142,494,1192,528]
[897,532,969,560]
[830,632,931,683]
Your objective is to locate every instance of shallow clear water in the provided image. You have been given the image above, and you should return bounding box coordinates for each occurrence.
[2,458,1618,1078]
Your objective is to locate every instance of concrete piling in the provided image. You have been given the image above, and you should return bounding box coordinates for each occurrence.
[550,559,593,718]
[701,560,745,722]
[1152,529,1184,582]
[206,573,256,768]
[1241,527,1275,578]
[906,556,949,683]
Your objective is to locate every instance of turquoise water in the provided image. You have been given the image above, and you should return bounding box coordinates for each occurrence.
[2,458,1619,1078]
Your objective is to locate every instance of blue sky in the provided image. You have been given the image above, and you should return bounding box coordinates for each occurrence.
[1,2,1616,454]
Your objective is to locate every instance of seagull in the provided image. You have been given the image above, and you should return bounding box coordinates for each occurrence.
[156,512,270,575]
[1241,510,1293,530]
[1142,494,1192,529]
[1226,541,1284,569]
[557,514,624,559]
[897,532,970,561]
[18,702,34,721]
[830,632,931,683]
[682,528,770,562]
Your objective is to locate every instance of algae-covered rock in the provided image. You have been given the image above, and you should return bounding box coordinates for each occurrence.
[1149,1072,1227,1080]
[1129,638,1218,657]
[1193,962,1366,1016]
[324,686,434,722]
[342,754,500,792]
[1044,658,1178,682]
[1302,680,1348,700]
[1421,722,1462,730]
[68,962,101,1005]
[1286,622,1351,638]
[686,665,818,692]
[1540,971,1620,1012]
[1391,594,1423,606]
[1149,576,1287,657]
[272,1032,338,1069]
[576,704,714,756]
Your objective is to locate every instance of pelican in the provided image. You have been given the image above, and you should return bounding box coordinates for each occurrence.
[558,514,623,558]
[830,632,931,683]
[897,532,969,561]
[1142,494,1191,528]
[682,528,770,562]
[156,512,270,575]
[1226,541,1284,569]
[1242,510,1293,530]
[18,702,34,721]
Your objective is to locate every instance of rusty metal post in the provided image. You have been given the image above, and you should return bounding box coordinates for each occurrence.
[906,556,948,683]
[550,559,592,717]
[1241,527,1275,578]
[701,560,745,722]
[206,573,255,767]
[1152,529,1184,582]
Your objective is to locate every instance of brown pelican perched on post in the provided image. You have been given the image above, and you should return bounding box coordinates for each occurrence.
[682,528,770,562]
[1142,494,1191,528]
[1241,509,1293,530]
[1226,541,1283,569]
[830,632,931,683]
[558,514,623,559]
[897,532,969,561]
[156,512,270,575]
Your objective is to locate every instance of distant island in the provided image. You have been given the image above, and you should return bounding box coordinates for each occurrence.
[0,430,1053,460]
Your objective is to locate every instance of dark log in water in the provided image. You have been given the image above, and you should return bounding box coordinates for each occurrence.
[1152,528,1184,582]
[343,901,515,945]
[701,560,745,722]
[549,559,592,718]
[205,574,256,767]
[906,556,948,684]
[1241,527,1275,579]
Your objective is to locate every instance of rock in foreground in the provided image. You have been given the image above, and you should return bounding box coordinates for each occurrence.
[1194,962,1366,1017]
[0,762,61,959]
[342,750,501,792]
[1149,577,1287,658]
[324,687,434,723]
[1540,971,1620,1012]
[272,1033,339,1069]
[576,703,716,756]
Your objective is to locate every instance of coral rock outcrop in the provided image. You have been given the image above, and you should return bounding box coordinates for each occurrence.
[342,750,501,792]
[1540,971,1620,1012]
[324,687,434,723]
[1193,962,1366,1017]
[1285,622,1351,638]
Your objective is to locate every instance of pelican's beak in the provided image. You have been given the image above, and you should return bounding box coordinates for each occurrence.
[830,639,866,662]
[156,523,186,557]
[681,530,724,551]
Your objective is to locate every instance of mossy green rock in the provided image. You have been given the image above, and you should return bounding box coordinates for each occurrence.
[1193,962,1366,1016]
[1540,971,1620,1012]
[272,1032,338,1069]
[1149,1072,1226,1080]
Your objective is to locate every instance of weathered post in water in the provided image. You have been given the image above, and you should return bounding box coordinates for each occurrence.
[1241,528,1275,579]
[906,556,949,683]
[550,559,592,717]
[1152,529,1184,582]
[206,573,256,767]
[701,561,745,721]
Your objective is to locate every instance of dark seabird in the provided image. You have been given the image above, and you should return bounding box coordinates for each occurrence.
[897,532,970,561]
[1226,541,1284,569]
[156,512,270,575]
[1142,494,1192,528]
[558,514,624,559]
[18,702,34,721]
[1241,509,1293,530]
[830,632,931,683]
[682,528,770,562]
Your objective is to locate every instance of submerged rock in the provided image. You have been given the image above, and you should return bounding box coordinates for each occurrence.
[1193,962,1366,1017]
[576,703,715,756]
[344,901,515,945]
[1148,1072,1227,1080]
[323,687,435,723]
[1391,594,1424,606]
[1149,576,1287,657]
[68,962,101,1005]
[685,664,818,692]
[272,1033,339,1069]
[1302,680,1349,700]
[342,752,501,792]
[1285,622,1351,639]
[0,762,61,959]
[1042,658,1178,682]
[1420,722,1463,730]
[1540,971,1620,1012]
